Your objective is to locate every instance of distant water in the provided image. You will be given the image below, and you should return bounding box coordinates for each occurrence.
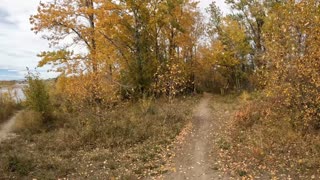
[0,84,26,102]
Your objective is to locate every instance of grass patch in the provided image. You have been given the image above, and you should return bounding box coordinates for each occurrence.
[0,95,197,179]
[217,137,231,150]
[13,110,43,134]
[3,154,35,176]
[0,91,21,124]
[217,95,320,179]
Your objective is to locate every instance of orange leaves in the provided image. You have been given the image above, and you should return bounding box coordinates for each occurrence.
[153,63,188,101]
[56,73,118,110]
[261,0,320,131]
[38,50,72,66]
[32,0,202,99]
[37,50,88,75]
[31,0,112,75]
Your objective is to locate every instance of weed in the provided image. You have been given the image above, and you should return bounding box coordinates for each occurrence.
[4,154,34,176]
[221,95,320,178]
[217,138,231,150]
[0,96,196,178]
[237,170,247,177]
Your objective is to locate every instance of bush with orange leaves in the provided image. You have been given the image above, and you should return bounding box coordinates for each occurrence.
[152,63,189,102]
[234,0,320,133]
[54,73,119,111]
[260,0,320,132]
[225,2,320,177]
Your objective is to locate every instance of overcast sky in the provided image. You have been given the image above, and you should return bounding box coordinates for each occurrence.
[0,0,228,80]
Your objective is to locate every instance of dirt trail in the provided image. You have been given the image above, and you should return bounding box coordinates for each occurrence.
[163,93,227,179]
[0,111,20,143]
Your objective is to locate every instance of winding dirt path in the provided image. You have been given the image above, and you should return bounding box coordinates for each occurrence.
[163,93,227,179]
[0,111,20,143]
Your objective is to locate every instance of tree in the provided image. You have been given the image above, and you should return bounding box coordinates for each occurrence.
[152,0,201,94]
[262,0,320,131]
[30,0,108,74]
[30,0,120,106]
[98,0,201,96]
[200,2,251,92]
[31,0,202,101]
[225,0,269,68]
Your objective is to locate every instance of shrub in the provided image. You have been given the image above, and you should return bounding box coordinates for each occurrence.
[24,70,52,123]
[261,1,320,132]
[234,98,272,129]
[229,95,320,178]
[54,74,118,111]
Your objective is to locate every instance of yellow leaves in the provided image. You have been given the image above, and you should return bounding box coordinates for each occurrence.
[153,63,188,101]
[37,50,72,67]
[32,0,202,98]
[260,0,320,130]
[31,0,113,75]
[56,73,118,110]
[172,167,176,173]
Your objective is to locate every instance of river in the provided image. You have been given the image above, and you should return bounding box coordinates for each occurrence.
[0,84,26,102]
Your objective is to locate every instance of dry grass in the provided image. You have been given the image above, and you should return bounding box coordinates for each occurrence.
[215,93,320,179]
[0,92,20,125]
[0,95,198,179]
[0,81,16,87]
[13,110,43,134]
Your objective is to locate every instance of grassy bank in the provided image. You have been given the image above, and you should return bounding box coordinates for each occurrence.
[0,96,198,179]
[0,92,20,125]
[0,81,16,87]
[213,92,320,179]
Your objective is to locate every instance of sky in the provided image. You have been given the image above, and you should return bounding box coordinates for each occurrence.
[0,0,228,80]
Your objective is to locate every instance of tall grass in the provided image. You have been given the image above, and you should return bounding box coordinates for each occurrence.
[0,90,20,124]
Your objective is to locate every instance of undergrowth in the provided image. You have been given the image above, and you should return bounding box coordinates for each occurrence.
[217,92,320,179]
[0,96,196,179]
[0,90,21,124]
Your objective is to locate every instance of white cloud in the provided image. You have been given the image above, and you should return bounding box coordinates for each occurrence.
[0,0,51,80]
[198,0,229,13]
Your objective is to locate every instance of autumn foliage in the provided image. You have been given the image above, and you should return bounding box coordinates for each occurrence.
[1,0,320,178]
[29,0,320,131]
[30,0,203,104]
[220,0,320,178]
[28,0,320,136]
[262,0,320,131]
